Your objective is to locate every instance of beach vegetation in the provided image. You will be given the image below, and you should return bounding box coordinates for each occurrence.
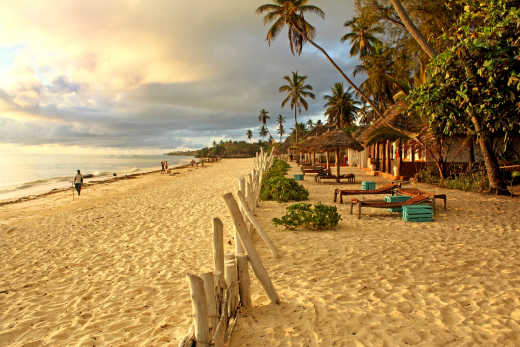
[273,203,341,230]
[277,114,285,142]
[260,158,308,202]
[323,82,360,128]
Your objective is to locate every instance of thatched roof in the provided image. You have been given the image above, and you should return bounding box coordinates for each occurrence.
[358,102,426,146]
[313,129,364,152]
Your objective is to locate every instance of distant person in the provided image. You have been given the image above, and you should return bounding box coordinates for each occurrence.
[191,159,195,167]
[165,161,168,172]
[161,161,165,173]
[73,170,84,197]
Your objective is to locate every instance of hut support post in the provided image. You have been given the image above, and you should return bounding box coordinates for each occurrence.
[335,149,340,182]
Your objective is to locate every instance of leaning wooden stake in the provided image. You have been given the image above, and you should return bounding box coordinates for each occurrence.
[187,273,210,347]
[236,255,252,311]
[236,190,279,258]
[223,193,280,304]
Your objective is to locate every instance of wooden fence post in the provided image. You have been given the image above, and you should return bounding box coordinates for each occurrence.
[236,255,252,311]
[187,274,210,347]
[224,255,238,316]
[223,193,280,305]
[200,272,217,333]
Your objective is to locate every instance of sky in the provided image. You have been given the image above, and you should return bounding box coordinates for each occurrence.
[0,0,364,154]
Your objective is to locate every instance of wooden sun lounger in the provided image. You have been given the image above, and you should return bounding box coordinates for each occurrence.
[301,166,326,175]
[350,194,433,219]
[397,188,447,210]
[315,173,355,184]
[334,183,399,203]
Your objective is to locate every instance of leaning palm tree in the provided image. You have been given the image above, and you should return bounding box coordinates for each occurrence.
[277,114,285,142]
[279,71,315,143]
[246,129,253,142]
[323,82,360,129]
[341,17,382,57]
[256,0,382,116]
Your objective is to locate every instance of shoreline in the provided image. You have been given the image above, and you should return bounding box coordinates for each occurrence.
[0,162,194,207]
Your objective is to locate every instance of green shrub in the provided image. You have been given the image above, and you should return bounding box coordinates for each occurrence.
[260,176,309,202]
[439,170,489,192]
[273,203,341,231]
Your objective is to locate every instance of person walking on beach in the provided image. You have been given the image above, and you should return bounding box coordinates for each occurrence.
[73,170,84,197]
[161,161,165,173]
[165,161,168,172]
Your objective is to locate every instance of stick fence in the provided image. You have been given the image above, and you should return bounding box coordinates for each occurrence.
[179,148,278,347]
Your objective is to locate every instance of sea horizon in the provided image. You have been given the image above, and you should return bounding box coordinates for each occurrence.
[0,152,194,202]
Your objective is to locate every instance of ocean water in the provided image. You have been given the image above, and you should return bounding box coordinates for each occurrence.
[0,153,193,202]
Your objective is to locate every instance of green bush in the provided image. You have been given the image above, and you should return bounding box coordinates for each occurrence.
[260,176,309,202]
[259,158,308,202]
[439,170,489,192]
[273,203,341,231]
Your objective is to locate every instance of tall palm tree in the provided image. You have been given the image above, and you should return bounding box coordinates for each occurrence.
[256,0,382,117]
[353,43,396,113]
[259,125,269,140]
[246,129,253,142]
[341,17,382,57]
[277,114,285,142]
[258,109,271,126]
[323,82,360,129]
[279,71,315,143]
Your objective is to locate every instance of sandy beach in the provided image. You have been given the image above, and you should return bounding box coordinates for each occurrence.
[1,158,520,346]
[0,159,252,346]
[230,163,520,347]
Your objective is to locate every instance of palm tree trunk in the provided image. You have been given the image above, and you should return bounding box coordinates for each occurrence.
[471,114,508,194]
[390,0,437,59]
[291,24,382,117]
[294,108,298,143]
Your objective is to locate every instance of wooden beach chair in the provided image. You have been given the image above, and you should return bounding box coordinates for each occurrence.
[397,187,447,210]
[334,183,399,203]
[350,194,433,219]
[315,173,355,184]
[301,166,326,175]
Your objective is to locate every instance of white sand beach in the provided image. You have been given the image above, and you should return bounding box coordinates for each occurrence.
[230,164,520,347]
[1,158,520,346]
[0,159,252,346]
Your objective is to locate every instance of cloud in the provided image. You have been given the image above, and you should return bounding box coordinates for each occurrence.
[0,0,360,152]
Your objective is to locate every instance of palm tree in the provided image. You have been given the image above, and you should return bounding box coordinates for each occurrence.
[341,17,382,57]
[258,109,271,126]
[279,71,315,143]
[259,125,269,140]
[306,119,314,130]
[256,0,382,117]
[277,114,285,142]
[246,129,253,142]
[323,82,360,129]
[389,0,437,59]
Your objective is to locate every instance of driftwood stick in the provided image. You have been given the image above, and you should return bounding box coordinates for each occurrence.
[238,176,245,196]
[223,193,280,304]
[212,310,226,347]
[236,254,252,311]
[234,231,244,255]
[187,273,210,347]
[236,190,279,258]
[247,174,254,212]
[200,272,217,333]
